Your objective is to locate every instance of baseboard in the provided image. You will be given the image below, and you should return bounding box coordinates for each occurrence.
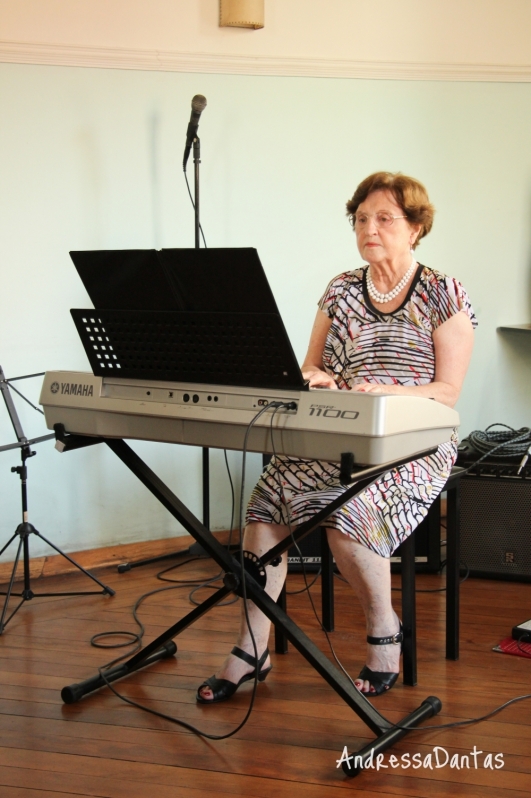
[0,529,238,584]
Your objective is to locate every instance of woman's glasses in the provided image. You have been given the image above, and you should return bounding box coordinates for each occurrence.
[350,212,407,229]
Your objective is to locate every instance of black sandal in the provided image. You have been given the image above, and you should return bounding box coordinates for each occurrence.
[356,625,403,697]
[196,646,272,704]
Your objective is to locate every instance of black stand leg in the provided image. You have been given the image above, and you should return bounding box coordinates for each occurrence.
[117,548,190,573]
[62,584,231,703]
[342,696,442,776]
[58,437,443,772]
[0,534,26,633]
[0,370,115,634]
[400,534,417,686]
[0,521,115,633]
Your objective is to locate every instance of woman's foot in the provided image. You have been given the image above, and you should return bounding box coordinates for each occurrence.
[197,646,272,704]
[355,616,402,696]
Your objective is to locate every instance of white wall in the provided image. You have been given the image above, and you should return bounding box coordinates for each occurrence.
[0,3,530,558]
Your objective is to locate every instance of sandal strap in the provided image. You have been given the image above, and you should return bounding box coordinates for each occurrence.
[366,630,403,646]
[231,645,269,670]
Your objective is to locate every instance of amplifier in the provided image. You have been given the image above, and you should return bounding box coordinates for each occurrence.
[287,501,442,573]
[459,474,531,582]
[456,441,531,480]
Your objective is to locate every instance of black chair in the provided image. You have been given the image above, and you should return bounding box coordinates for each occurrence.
[275,466,464,686]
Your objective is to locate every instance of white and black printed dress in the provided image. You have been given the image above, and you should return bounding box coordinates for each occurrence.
[245,264,477,558]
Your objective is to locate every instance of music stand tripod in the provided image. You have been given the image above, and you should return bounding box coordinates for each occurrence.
[0,366,114,634]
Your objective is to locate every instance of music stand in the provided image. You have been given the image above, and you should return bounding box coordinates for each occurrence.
[70,247,306,569]
[0,366,114,633]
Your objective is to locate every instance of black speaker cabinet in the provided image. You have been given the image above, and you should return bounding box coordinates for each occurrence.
[287,528,331,572]
[459,475,531,582]
[287,498,441,574]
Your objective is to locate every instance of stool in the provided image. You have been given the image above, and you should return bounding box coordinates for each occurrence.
[275,465,464,687]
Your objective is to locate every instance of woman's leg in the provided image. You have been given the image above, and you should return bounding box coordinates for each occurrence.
[198,521,289,701]
[326,528,401,693]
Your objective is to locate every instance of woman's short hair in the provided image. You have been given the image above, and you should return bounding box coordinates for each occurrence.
[346,172,435,249]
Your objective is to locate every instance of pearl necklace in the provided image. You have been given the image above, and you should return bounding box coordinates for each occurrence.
[366,260,417,304]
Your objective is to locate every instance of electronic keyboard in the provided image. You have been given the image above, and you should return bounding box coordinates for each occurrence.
[40,371,459,465]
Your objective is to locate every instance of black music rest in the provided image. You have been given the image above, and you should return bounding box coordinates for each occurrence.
[70,247,281,314]
[70,247,306,391]
[70,308,305,390]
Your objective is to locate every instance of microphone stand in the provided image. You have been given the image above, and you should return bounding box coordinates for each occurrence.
[194,137,201,250]
[193,134,211,537]
[116,132,210,572]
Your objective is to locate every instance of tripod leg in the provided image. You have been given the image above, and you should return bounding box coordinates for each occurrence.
[30,530,115,595]
[0,532,18,558]
[0,535,25,634]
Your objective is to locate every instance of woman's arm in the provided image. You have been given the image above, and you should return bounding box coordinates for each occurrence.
[352,310,475,407]
[301,310,338,389]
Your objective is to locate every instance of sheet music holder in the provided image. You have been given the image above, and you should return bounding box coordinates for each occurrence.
[70,248,307,390]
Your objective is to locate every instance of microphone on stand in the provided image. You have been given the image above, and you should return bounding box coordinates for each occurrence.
[183,94,207,170]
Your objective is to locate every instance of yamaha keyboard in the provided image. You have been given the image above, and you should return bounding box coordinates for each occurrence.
[40,371,459,465]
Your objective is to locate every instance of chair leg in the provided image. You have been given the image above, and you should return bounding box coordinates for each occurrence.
[320,527,334,632]
[400,533,417,686]
[274,581,289,654]
[446,481,460,660]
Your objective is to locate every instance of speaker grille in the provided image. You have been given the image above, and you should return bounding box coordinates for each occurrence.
[460,477,531,581]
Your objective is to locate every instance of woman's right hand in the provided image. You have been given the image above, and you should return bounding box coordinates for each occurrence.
[302,368,338,389]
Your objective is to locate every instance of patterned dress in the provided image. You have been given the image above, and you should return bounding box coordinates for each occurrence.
[246,264,477,558]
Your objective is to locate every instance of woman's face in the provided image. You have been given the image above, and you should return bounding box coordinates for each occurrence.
[353,190,421,266]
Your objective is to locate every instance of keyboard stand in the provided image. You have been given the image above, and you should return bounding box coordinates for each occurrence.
[57,429,442,777]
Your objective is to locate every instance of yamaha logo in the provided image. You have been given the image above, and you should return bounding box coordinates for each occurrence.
[59,382,94,397]
[50,382,59,394]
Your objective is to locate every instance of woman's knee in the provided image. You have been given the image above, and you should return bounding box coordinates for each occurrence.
[243,522,290,555]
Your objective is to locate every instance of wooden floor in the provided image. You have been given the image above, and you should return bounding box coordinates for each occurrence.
[0,551,530,797]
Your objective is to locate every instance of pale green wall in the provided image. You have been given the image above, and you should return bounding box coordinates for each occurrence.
[1,64,530,555]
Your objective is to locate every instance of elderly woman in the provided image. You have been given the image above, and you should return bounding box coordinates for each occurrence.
[198,171,476,702]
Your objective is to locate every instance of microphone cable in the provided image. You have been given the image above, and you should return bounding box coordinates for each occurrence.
[183,171,207,249]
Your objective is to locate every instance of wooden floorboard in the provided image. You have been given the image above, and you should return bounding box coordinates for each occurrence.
[0,556,530,796]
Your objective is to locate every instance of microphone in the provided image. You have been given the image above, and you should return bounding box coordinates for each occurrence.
[183,94,207,170]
